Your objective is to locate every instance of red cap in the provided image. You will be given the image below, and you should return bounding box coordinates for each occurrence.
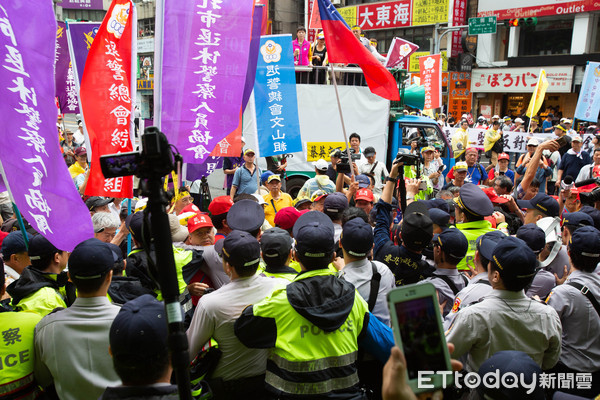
[355,188,374,202]
[208,196,234,216]
[273,207,301,230]
[482,187,509,204]
[498,153,510,160]
[181,203,201,215]
[188,213,213,234]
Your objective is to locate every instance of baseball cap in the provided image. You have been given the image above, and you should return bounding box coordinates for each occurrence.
[516,193,560,218]
[222,230,261,269]
[317,32,324,39]
[252,193,267,205]
[181,203,201,216]
[208,196,234,216]
[400,201,433,250]
[477,351,544,400]
[516,224,546,254]
[226,199,265,233]
[563,119,573,124]
[454,183,494,217]
[68,238,114,279]
[514,117,524,124]
[498,153,510,160]
[125,212,145,242]
[340,218,373,258]
[274,207,301,231]
[476,230,507,261]
[569,226,600,258]
[74,147,87,156]
[579,205,600,230]
[260,227,293,260]
[490,236,537,283]
[420,146,435,153]
[293,211,335,258]
[310,190,328,203]
[492,115,500,119]
[363,146,376,157]
[293,198,312,210]
[85,196,112,211]
[323,192,349,213]
[1,231,32,260]
[433,228,468,260]
[526,138,539,146]
[28,235,60,269]
[260,171,274,184]
[482,187,509,204]
[572,135,583,142]
[355,174,371,188]
[454,162,468,172]
[110,294,168,359]
[355,188,374,203]
[244,149,256,156]
[562,212,593,230]
[187,213,213,234]
[267,174,281,183]
[422,199,449,213]
[313,159,328,172]
[428,208,450,228]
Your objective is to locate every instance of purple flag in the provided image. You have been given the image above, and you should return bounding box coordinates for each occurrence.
[0,3,94,251]
[241,5,263,111]
[185,157,224,180]
[65,22,100,85]
[55,22,79,114]
[157,0,254,164]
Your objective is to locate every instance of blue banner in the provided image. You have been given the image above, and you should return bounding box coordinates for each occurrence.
[574,62,600,122]
[254,34,302,157]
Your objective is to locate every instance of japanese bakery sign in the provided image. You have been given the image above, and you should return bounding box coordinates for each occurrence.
[471,66,573,93]
[478,0,600,19]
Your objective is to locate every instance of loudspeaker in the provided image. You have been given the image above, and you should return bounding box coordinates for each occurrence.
[403,84,425,110]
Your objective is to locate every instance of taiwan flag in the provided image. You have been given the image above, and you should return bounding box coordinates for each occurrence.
[317,0,399,100]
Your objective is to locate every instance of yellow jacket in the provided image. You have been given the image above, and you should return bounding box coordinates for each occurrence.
[484,129,502,152]
[451,129,468,158]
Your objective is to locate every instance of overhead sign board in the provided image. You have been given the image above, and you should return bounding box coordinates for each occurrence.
[478,0,600,19]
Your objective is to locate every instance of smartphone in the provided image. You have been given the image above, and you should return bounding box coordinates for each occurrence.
[555,135,568,147]
[388,283,454,394]
[438,164,446,173]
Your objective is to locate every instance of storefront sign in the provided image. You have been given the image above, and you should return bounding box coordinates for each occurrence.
[137,37,154,53]
[339,0,449,28]
[448,72,472,120]
[471,66,573,93]
[478,0,600,19]
[354,0,412,30]
[450,0,467,57]
[412,0,448,25]
[60,0,104,10]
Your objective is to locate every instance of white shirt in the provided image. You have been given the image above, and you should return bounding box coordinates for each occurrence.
[187,274,284,381]
[358,160,389,195]
[339,258,395,326]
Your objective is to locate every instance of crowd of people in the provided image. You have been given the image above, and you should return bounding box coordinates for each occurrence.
[2,108,600,400]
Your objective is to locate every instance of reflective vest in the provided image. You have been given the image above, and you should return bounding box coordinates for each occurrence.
[12,287,67,317]
[0,311,42,399]
[252,269,369,397]
[456,220,500,271]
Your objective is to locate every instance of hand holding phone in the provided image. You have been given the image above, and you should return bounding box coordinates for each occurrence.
[388,283,454,394]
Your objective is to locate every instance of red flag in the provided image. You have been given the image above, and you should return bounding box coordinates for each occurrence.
[419,54,441,110]
[80,0,135,198]
[317,0,399,101]
[309,0,322,31]
[385,37,419,69]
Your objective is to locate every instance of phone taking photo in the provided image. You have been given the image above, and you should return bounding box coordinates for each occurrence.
[387,283,454,394]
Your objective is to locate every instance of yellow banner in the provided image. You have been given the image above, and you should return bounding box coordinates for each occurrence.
[526,70,549,118]
[337,6,358,28]
[306,142,348,162]
[409,51,448,73]
[412,0,449,26]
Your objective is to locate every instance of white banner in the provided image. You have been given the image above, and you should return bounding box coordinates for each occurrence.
[443,127,595,153]
[471,66,573,93]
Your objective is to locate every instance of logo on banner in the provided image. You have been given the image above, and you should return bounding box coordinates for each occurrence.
[260,40,282,63]
[595,66,600,77]
[107,4,130,39]
[84,28,99,49]
[399,43,412,57]
[424,56,435,70]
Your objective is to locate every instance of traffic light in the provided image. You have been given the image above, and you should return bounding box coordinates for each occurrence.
[505,17,538,27]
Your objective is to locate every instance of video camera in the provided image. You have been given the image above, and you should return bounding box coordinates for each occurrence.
[393,151,420,166]
[580,187,600,206]
[334,147,361,174]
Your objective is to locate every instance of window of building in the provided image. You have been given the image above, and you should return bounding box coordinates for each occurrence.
[62,9,106,22]
[518,17,573,56]
[138,18,155,37]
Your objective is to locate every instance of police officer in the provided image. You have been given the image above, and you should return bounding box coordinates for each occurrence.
[454,183,498,272]
[547,226,600,398]
[235,211,390,400]
[516,192,561,225]
[259,227,297,282]
[420,229,469,316]
[0,259,43,399]
[1,231,32,289]
[443,230,505,329]
[516,224,556,300]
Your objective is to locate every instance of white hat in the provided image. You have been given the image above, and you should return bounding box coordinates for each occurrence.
[514,117,524,124]
[492,115,500,119]
[563,119,572,124]
[313,159,328,172]
[527,138,539,146]
[572,135,583,142]
[252,193,266,205]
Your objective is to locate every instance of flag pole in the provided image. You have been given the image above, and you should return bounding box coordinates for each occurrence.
[329,64,355,179]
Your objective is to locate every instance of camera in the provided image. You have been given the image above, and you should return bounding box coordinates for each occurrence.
[335,147,361,174]
[393,151,420,166]
[580,187,600,206]
[100,127,179,181]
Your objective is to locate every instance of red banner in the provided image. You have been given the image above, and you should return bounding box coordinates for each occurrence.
[419,54,441,110]
[357,0,412,30]
[451,0,467,57]
[80,0,135,198]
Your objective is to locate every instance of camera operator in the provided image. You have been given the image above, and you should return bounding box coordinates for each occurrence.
[358,146,388,196]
